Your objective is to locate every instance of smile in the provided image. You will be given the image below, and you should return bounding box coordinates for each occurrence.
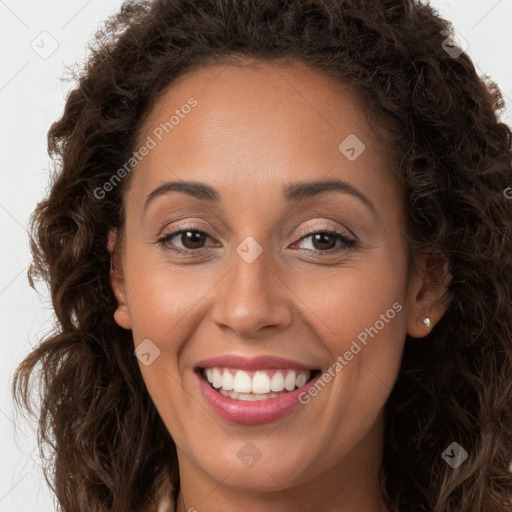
[202,367,314,400]
[194,355,321,425]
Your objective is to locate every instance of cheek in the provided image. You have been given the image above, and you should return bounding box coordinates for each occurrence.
[124,254,209,344]
[291,267,407,450]
[291,250,408,396]
[124,236,408,358]
[122,255,204,440]
[294,256,406,341]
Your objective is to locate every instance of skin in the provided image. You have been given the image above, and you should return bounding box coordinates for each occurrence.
[109,59,451,512]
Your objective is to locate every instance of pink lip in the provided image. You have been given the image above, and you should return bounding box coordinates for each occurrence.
[195,355,320,425]
[196,373,321,425]
[195,354,317,371]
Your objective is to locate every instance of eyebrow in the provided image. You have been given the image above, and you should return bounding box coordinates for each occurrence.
[143,178,377,216]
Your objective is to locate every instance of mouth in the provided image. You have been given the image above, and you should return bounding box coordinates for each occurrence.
[196,367,321,402]
[193,354,322,424]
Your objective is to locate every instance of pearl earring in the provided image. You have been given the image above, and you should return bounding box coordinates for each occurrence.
[423,317,431,329]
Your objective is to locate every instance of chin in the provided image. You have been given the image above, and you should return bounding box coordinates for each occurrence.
[198,452,311,492]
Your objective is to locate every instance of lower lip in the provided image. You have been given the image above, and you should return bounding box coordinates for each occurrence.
[196,371,319,425]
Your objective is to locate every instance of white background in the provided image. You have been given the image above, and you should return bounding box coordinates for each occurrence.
[1,1,511,510]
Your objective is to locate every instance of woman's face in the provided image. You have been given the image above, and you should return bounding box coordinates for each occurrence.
[110,60,440,505]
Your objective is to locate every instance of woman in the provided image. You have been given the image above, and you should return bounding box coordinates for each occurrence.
[13,0,512,511]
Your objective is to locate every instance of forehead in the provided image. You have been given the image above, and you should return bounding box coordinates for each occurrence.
[127,59,398,210]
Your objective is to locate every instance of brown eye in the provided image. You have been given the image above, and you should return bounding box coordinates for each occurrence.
[158,227,214,253]
[310,232,338,251]
[293,229,356,253]
[177,230,207,249]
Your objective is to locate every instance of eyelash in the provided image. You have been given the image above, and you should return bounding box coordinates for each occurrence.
[156,222,357,256]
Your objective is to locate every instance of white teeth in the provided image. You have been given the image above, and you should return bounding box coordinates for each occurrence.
[218,389,282,401]
[233,370,252,393]
[221,369,234,391]
[212,368,222,389]
[295,371,308,388]
[270,372,285,392]
[251,371,271,394]
[240,392,268,401]
[284,370,296,391]
[203,367,312,397]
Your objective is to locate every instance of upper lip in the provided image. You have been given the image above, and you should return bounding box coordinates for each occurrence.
[195,354,319,371]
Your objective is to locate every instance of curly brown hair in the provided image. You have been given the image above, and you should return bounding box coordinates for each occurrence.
[13,0,512,511]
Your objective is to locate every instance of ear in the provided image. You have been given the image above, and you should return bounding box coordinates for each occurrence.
[405,251,452,338]
[108,229,131,330]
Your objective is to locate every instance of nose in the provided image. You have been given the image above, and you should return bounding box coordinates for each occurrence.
[210,247,294,338]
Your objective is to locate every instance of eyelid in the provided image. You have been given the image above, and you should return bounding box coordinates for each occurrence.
[293,223,356,243]
[290,227,356,254]
[156,222,216,252]
[157,221,357,255]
